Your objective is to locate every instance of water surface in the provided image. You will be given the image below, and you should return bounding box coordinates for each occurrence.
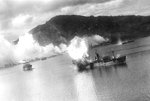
[1,39,150,101]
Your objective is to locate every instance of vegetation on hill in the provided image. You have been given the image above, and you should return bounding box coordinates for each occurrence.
[30,15,150,46]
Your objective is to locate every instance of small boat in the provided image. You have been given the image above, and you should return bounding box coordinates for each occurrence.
[23,63,33,71]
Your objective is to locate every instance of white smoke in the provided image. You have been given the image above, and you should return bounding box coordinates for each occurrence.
[0,35,17,67]
[85,35,107,46]
[0,33,107,67]
[67,35,107,60]
[67,36,89,60]
[14,33,67,60]
[0,33,67,67]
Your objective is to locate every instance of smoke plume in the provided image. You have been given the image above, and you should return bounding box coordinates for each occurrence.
[0,33,66,67]
[0,33,106,68]
[67,35,107,60]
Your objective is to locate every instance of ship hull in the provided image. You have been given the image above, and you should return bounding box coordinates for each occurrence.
[73,56,126,72]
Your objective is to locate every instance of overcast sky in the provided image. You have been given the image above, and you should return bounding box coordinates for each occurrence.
[0,0,150,41]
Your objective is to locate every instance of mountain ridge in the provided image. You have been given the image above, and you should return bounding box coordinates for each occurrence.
[29,15,150,46]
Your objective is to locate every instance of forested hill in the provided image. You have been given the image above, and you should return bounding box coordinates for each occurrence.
[29,15,150,46]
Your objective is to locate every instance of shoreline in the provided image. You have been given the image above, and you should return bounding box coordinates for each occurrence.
[0,53,65,70]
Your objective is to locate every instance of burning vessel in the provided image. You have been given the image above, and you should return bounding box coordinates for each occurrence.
[67,36,126,72]
[72,53,126,72]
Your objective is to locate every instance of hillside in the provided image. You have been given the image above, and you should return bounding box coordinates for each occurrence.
[29,15,150,46]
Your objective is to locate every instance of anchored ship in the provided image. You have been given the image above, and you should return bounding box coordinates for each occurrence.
[72,48,126,72]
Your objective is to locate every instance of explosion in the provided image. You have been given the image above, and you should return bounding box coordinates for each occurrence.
[67,37,88,60]
[67,35,106,60]
[0,32,106,68]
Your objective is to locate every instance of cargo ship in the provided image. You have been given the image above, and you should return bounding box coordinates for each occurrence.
[72,44,126,72]
[67,37,127,72]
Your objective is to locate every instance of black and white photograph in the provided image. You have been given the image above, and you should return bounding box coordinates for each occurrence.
[1,0,150,101]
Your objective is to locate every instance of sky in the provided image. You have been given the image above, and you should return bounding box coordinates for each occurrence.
[0,0,150,41]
